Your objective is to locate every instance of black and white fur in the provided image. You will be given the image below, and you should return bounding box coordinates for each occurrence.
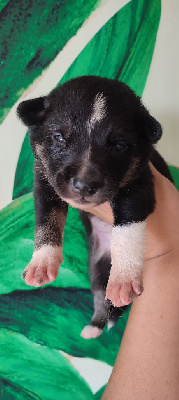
[17,76,173,339]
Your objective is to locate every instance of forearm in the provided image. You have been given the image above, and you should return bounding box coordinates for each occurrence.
[102,249,179,400]
[33,167,68,249]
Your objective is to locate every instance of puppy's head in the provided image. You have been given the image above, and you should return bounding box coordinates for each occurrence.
[17,76,162,208]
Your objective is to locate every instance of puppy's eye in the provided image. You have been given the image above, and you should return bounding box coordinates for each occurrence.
[108,142,126,152]
[115,143,126,151]
[54,133,66,144]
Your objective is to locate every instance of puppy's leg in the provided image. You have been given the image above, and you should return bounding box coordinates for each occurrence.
[80,213,125,339]
[22,166,68,287]
[81,255,126,339]
[107,221,146,307]
[107,167,155,307]
[81,255,111,339]
[81,290,110,339]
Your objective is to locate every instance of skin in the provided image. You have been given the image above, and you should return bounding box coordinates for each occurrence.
[86,164,179,399]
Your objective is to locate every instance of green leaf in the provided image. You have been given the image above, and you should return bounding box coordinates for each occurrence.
[0,288,130,366]
[0,0,99,122]
[94,385,106,399]
[0,1,10,14]
[169,165,179,191]
[60,0,161,96]
[0,329,94,399]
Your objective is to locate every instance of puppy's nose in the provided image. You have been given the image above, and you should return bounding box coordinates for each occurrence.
[71,178,98,196]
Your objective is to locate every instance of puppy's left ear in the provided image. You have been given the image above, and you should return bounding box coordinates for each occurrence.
[17,97,49,126]
[136,107,162,144]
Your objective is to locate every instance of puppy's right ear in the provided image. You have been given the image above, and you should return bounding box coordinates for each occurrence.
[17,97,49,126]
[136,106,162,144]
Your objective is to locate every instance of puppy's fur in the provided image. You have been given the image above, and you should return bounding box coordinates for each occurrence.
[17,76,173,339]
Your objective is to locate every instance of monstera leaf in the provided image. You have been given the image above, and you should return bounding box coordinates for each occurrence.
[94,386,106,400]
[0,330,94,400]
[60,0,161,96]
[0,0,99,123]
[0,287,129,366]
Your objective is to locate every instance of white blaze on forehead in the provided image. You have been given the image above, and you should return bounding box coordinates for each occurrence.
[110,220,146,281]
[88,92,107,132]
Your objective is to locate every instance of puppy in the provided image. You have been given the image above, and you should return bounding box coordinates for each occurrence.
[17,76,173,339]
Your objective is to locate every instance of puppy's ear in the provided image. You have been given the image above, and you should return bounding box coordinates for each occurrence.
[136,107,162,144]
[17,97,49,126]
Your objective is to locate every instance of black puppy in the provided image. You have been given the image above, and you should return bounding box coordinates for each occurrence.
[17,76,173,339]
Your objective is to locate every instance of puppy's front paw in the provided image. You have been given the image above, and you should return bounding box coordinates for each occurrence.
[22,245,63,287]
[108,221,145,306]
[106,275,143,307]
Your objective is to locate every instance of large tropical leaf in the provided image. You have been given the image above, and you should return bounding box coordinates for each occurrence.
[94,385,106,399]
[60,0,161,96]
[0,0,99,122]
[0,288,129,366]
[0,329,94,400]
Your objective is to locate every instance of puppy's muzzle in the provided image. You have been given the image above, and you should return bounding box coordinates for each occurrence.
[71,178,100,197]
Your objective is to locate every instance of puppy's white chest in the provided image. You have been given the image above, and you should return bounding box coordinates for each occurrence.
[91,216,112,255]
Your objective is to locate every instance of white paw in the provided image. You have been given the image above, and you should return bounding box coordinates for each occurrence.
[108,221,146,306]
[22,245,63,287]
[106,275,143,307]
[80,325,103,339]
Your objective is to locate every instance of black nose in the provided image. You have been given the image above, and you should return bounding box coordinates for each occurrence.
[71,178,99,196]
